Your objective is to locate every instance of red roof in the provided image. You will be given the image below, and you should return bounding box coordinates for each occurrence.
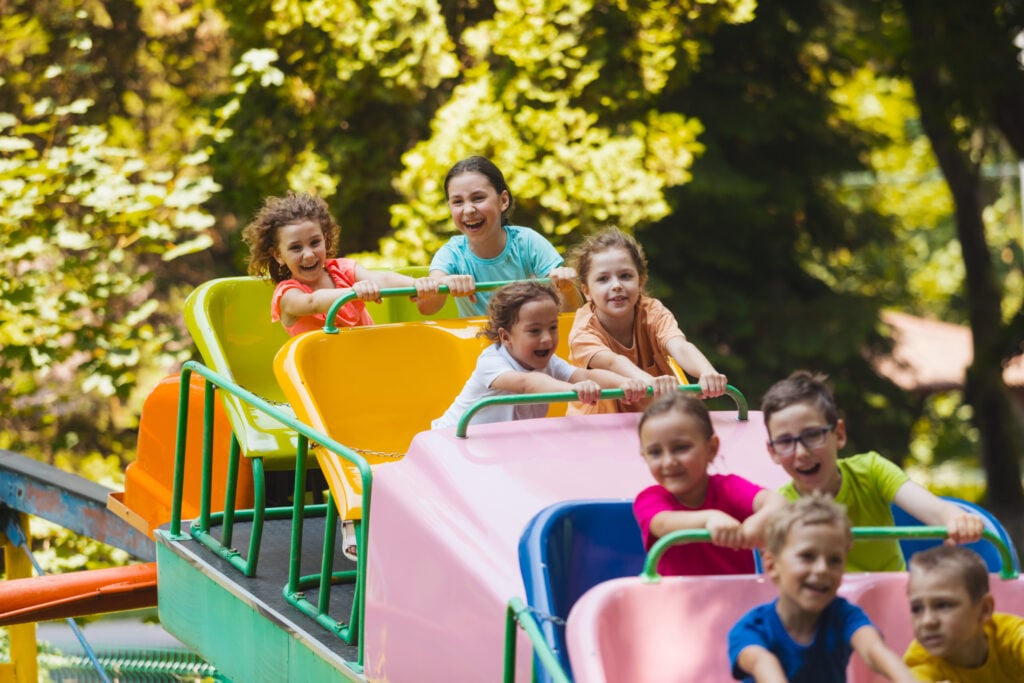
[871,311,1024,391]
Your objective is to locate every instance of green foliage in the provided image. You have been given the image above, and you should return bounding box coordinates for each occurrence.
[0,98,218,456]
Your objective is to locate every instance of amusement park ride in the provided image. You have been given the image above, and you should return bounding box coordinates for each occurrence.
[0,274,1020,682]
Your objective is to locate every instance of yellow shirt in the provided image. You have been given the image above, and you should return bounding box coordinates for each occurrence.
[904,613,1024,682]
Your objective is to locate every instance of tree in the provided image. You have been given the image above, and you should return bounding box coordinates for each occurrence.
[894,0,1024,549]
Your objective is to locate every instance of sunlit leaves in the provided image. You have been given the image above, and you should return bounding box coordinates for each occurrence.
[0,100,219,418]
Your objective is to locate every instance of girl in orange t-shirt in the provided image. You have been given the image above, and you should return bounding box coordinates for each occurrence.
[567,228,727,413]
[243,191,439,335]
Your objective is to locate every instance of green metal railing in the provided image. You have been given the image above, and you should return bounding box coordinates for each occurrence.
[502,597,572,683]
[324,279,544,333]
[168,361,372,669]
[456,384,749,438]
[641,527,1020,582]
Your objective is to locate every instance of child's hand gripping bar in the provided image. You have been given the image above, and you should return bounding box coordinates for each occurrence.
[322,278,550,334]
[455,384,749,438]
[641,527,1020,582]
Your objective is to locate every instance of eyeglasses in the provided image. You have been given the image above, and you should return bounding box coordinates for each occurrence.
[768,424,836,456]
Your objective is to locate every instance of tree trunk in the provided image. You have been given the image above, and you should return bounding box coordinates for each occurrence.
[903,0,1024,563]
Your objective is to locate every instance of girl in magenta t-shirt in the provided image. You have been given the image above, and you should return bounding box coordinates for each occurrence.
[243,191,439,335]
[634,392,786,576]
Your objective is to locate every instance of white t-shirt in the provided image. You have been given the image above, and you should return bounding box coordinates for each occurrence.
[432,343,576,429]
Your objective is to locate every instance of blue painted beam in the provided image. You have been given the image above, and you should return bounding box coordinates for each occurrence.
[0,449,154,561]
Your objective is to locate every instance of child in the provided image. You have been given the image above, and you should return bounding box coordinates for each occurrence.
[243,191,438,334]
[634,392,787,576]
[904,545,1024,681]
[567,227,728,414]
[414,156,580,318]
[761,370,984,572]
[431,281,646,429]
[729,493,918,682]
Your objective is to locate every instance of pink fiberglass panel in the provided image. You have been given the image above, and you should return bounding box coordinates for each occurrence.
[362,410,786,682]
[565,571,1024,683]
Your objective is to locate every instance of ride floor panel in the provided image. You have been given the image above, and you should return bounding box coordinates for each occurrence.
[156,515,361,681]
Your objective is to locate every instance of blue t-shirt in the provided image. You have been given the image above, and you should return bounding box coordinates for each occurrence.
[728,597,872,682]
[429,225,563,317]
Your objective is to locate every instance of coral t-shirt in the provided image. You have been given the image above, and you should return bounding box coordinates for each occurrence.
[271,258,374,335]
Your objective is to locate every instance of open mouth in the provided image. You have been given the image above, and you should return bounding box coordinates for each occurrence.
[795,463,821,476]
[533,349,551,359]
[462,218,484,231]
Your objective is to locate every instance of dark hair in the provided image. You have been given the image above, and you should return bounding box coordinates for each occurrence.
[638,392,714,440]
[908,545,990,603]
[764,491,852,555]
[242,192,340,283]
[570,227,648,292]
[761,370,840,429]
[444,156,515,225]
[481,281,559,343]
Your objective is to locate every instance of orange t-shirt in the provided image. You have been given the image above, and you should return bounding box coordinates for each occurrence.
[271,258,374,335]
[567,296,685,414]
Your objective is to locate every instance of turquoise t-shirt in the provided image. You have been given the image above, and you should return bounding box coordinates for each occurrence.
[780,451,909,572]
[429,225,563,317]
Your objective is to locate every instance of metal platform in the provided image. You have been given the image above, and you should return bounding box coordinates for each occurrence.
[155,514,361,682]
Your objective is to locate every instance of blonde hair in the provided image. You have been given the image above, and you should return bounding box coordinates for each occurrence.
[765,491,852,555]
[908,545,990,603]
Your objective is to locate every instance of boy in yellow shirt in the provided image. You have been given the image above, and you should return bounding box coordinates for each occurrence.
[904,545,1024,681]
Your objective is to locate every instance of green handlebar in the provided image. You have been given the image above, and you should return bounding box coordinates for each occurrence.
[641,527,1019,581]
[455,384,749,438]
[323,278,549,333]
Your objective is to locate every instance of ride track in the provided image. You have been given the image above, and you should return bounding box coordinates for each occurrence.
[1,277,1020,683]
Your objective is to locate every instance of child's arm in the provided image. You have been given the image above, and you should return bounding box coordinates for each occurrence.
[356,265,440,302]
[734,646,788,683]
[570,367,648,404]
[586,349,677,396]
[649,508,746,548]
[892,481,985,544]
[664,336,728,398]
[490,370,603,403]
[850,625,920,682]
[415,270,477,315]
[739,490,788,548]
[546,266,583,311]
[278,281,382,320]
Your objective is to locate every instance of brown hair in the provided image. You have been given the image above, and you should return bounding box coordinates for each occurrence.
[638,392,714,440]
[481,281,559,343]
[444,156,515,225]
[761,370,840,429]
[242,192,340,283]
[569,227,648,292]
[908,545,991,603]
[764,491,852,555]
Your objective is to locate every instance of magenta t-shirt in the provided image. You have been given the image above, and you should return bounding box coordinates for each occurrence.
[633,474,762,576]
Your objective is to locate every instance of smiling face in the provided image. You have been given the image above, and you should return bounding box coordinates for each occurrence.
[499,297,560,371]
[446,171,510,249]
[582,247,643,321]
[639,409,718,508]
[766,401,845,496]
[907,566,993,667]
[767,521,849,620]
[270,220,329,287]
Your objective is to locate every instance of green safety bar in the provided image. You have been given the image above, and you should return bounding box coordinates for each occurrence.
[324,279,549,333]
[169,361,374,669]
[456,384,749,438]
[502,597,572,683]
[642,527,1020,582]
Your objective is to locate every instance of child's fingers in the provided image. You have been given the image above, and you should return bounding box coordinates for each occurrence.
[946,514,985,544]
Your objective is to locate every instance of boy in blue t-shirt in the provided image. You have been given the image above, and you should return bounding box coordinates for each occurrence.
[728,494,916,682]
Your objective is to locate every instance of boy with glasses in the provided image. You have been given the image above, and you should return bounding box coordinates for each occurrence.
[760,370,983,572]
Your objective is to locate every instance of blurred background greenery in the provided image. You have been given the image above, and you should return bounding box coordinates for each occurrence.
[1,0,1023,563]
